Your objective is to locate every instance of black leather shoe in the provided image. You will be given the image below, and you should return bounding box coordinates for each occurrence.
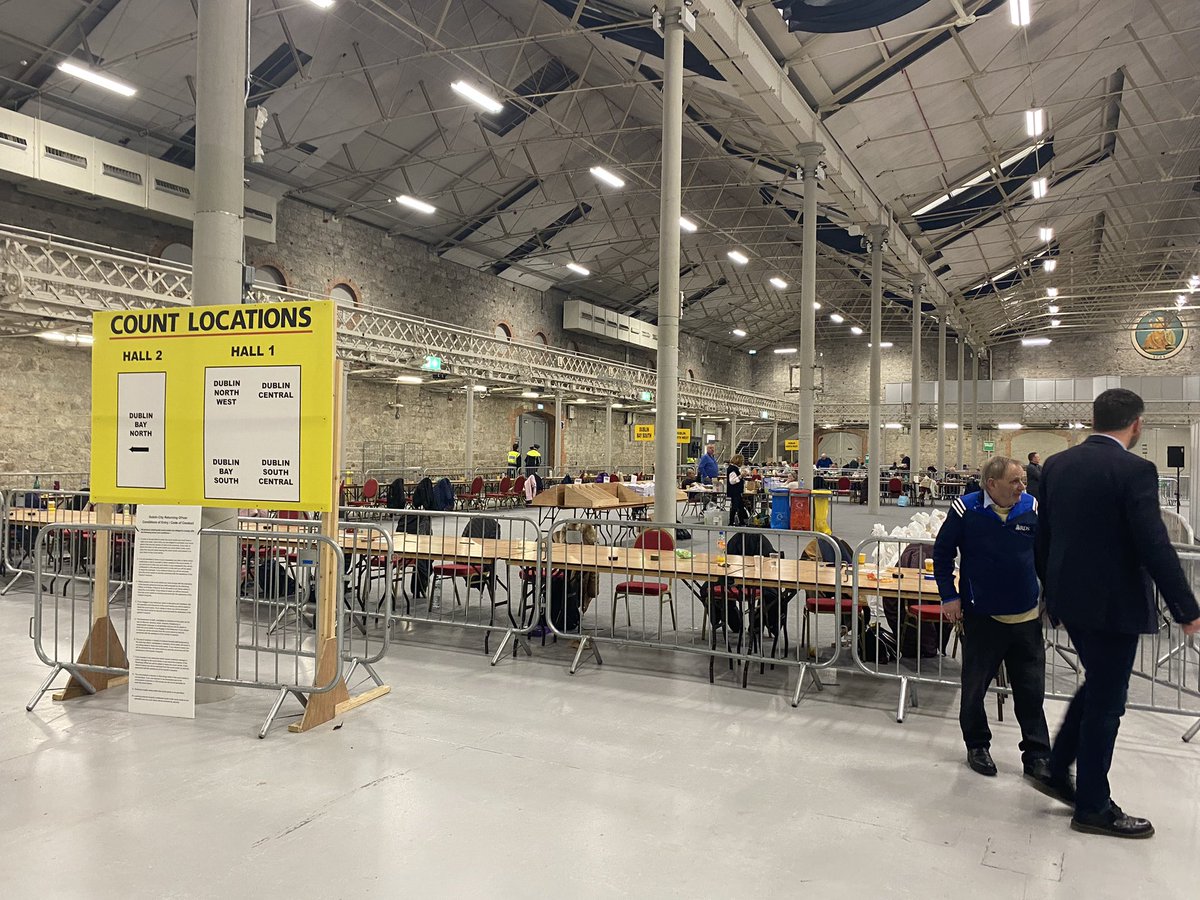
[966,748,997,776]
[1071,804,1154,839]
[1023,760,1075,806]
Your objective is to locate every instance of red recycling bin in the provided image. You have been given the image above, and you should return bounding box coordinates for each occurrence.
[789,488,812,531]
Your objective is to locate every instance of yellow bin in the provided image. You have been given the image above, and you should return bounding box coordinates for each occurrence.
[811,489,833,535]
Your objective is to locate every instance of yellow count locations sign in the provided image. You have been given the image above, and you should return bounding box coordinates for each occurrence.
[676,428,692,444]
[633,424,655,441]
[784,439,800,451]
[90,300,337,511]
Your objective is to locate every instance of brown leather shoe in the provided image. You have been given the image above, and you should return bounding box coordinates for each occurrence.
[1071,804,1154,839]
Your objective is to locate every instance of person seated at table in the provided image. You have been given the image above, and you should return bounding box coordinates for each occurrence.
[918,469,938,506]
[681,469,700,490]
[845,457,860,470]
[816,453,834,469]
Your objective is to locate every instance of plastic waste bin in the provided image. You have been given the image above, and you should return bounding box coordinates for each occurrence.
[770,487,790,529]
[811,489,833,535]
[789,488,812,531]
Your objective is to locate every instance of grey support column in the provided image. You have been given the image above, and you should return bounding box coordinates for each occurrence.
[605,401,614,473]
[464,380,475,473]
[797,144,823,481]
[971,349,980,468]
[956,337,965,469]
[937,314,947,473]
[731,414,738,457]
[866,225,887,514]
[910,274,924,472]
[772,420,779,463]
[652,0,687,526]
[1190,423,1200,534]
[554,393,563,475]
[192,0,248,702]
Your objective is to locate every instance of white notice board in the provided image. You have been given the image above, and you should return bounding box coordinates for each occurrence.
[128,505,202,718]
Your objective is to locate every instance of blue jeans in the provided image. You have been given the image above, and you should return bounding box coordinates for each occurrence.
[1049,625,1140,817]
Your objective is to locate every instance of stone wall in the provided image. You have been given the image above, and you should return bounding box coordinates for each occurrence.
[0,337,92,475]
[988,328,1197,379]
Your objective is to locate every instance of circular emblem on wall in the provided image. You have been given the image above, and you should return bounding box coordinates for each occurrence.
[1131,310,1186,360]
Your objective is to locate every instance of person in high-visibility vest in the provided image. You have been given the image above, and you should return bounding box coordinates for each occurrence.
[525,444,542,475]
[507,442,521,475]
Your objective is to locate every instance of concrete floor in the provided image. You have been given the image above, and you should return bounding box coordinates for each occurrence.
[3,561,1199,899]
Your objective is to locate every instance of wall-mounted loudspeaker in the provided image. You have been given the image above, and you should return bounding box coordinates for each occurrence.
[1167,445,1184,468]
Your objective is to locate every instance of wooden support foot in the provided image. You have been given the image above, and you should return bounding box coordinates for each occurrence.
[53,616,128,702]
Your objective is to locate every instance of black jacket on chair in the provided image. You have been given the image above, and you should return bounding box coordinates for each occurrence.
[1034,434,1199,634]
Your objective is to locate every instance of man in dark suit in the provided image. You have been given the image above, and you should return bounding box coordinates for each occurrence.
[1035,389,1200,839]
[1025,451,1042,499]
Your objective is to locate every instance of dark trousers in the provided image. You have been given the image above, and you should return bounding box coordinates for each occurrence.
[960,613,1051,762]
[1049,625,1139,817]
[728,491,748,526]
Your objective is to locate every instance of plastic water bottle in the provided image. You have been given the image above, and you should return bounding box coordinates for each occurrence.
[716,531,727,567]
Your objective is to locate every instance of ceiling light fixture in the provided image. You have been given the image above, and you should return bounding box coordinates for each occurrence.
[768,276,787,288]
[307,0,336,7]
[1047,304,1059,314]
[565,262,590,276]
[747,349,757,355]
[1050,318,1061,327]
[679,216,698,233]
[450,80,504,114]
[1043,258,1057,273]
[884,423,903,430]
[727,250,749,265]
[773,347,797,354]
[1038,226,1053,242]
[732,328,747,337]
[472,385,488,392]
[396,194,436,214]
[1021,337,1052,346]
[943,423,959,429]
[850,326,863,336]
[997,422,1024,430]
[1046,287,1059,298]
[1025,108,1045,138]
[395,375,423,385]
[1031,177,1048,200]
[38,330,94,346]
[830,313,845,324]
[1176,295,1187,308]
[521,391,540,399]
[814,302,822,310]
[57,60,137,97]
[590,166,625,188]
[1009,0,1031,26]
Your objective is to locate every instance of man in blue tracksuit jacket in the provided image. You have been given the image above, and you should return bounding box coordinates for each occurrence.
[933,455,1059,795]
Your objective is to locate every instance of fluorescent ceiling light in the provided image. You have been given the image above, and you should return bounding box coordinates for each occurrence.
[869,342,894,348]
[1046,287,1058,298]
[814,302,822,310]
[1031,177,1048,200]
[943,423,959,429]
[451,80,503,114]
[1050,318,1061,327]
[1009,0,1031,26]
[307,0,335,7]
[1176,295,1187,307]
[884,423,903,430]
[1021,337,1052,346]
[731,328,747,337]
[913,194,951,217]
[830,313,844,324]
[1043,259,1057,273]
[850,326,863,336]
[611,402,624,408]
[1047,304,1059,314]
[472,385,488,392]
[1025,108,1045,138]
[395,375,423,385]
[727,250,749,265]
[1188,274,1200,291]
[747,349,757,355]
[997,423,1023,430]
[565,262,590,276]
[1038,226,1054,242]
[396,194,436,214]
[773,347,797,354]
[590,166,625,188]
[521,391,540,398]
[38,330,93,346]
[768,276,787,289]
[57,60,137,97]
[679,216,698,233]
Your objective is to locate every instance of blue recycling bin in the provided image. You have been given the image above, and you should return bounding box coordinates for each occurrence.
[770,487,790,529]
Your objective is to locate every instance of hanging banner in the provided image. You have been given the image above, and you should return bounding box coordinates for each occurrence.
[90,300,337,510]
[128,505,202,719]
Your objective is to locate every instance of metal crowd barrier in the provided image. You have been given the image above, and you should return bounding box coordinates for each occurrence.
[0,472,90,491]
[542,518,845,704]
[2,489,108,595]
[381,507,543,665]
[26,520,350,738]
[848,536,1200,739]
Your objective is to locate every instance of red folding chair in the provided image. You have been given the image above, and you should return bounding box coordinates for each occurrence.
[459,475,485,509]
[613,529,676,635]
[487,475,511,507]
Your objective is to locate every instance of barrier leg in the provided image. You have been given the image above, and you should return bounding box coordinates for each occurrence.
[260,686,298,739]
[897,677,913,723]
[27,663,64,711]
[790,664,825,708]
[1,570,28,595]
[569,635,601,675]
[1183,718,1200,743]
[489,629,532,666]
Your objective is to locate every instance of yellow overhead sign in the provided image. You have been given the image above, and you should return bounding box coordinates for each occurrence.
[633,424,655,442]
[676,428,692,444]
[90,300,337,511]
[784,439,800,451]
